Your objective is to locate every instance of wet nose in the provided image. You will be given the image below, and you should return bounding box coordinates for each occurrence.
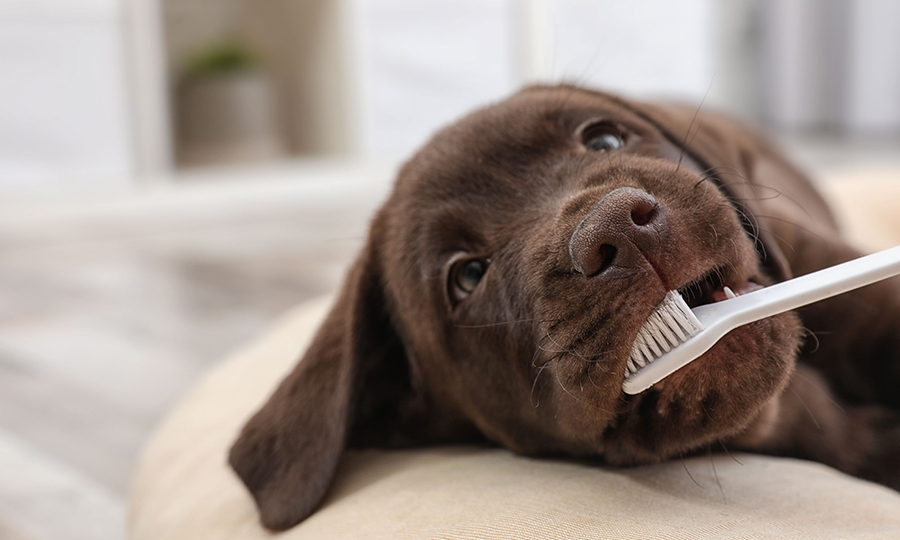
[569,187,668,277]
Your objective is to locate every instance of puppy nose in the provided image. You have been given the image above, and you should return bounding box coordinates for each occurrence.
[569,187,667,277]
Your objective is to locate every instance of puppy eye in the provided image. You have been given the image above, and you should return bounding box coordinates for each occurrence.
[451,258,488,299]
[582,123,625,152]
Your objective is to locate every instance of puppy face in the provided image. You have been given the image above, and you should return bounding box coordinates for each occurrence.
[379,86,800,461]
[230,85,803,530]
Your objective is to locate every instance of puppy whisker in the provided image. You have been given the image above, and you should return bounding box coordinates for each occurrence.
[718,440,743,466]
[789,386,822,430]
[675,85,711,174]
[536,344,571,355]
[693,175,714,199]
[733,213,800,258]
[533,332,571,367]
[681,454,704,488]
[751,225,797,255]
[455,318,538,328]
[708,446,727,504]
[753,214,826,246]
[793,370,846,413]
[701,166,746,181]
[799,326,822,354]
[571,349,618,361]
[729,202,767,259]
[721,181,816,223]
[543,331,580,357]
[705,223,719,246]
[530,362,550,407]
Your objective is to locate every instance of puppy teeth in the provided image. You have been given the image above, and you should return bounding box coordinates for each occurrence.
[724,286,737,299]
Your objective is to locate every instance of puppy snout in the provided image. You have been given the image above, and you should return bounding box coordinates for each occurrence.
[569,187,668,277]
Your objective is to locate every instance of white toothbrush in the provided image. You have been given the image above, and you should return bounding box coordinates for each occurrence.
[622,245,900,395]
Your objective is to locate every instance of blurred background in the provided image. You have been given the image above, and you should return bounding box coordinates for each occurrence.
[1,1,899,539]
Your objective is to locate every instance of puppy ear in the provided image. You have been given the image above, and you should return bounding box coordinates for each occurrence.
[228,226,404,530]
[629,101,795,280]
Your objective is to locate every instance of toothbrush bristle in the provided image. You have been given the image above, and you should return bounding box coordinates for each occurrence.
[626,291,703,378]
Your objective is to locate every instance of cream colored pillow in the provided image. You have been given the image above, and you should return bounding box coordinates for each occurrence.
[129,290,900,540]
[822,172,900,252]
[129,176,900,539]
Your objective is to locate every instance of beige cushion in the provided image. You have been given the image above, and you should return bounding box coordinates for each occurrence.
[129,176,900,539]
[823,171,900,252]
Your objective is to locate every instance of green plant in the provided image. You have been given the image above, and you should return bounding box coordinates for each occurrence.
[184,41,261,77]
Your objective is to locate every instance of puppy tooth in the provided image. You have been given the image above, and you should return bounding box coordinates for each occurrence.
[724,286,737,299]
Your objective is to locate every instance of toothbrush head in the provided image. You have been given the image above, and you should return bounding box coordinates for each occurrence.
[624,290,704,391]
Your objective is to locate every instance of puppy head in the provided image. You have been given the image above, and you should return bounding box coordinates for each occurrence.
[230,85,802,530]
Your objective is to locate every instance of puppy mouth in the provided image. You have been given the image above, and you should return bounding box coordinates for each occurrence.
[677,268,724,309]
[675,267,762,308]
[622,267,763,386]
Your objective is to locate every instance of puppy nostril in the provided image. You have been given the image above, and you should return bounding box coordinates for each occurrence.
[631,203,657,226]
[596,244,617,274]
[569,188,666,277]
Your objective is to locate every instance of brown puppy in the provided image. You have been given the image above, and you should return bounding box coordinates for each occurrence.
[230,85,900,531]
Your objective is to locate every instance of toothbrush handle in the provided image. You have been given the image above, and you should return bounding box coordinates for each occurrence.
[695,245,900,326]
[623,246,900,396]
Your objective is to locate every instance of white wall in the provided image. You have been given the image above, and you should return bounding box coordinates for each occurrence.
[845,0,900,133]
[357,0,717,161]
[759,0,900,134]
[0,0,135,193]
[358,0,519,159]
[551,0,715,102]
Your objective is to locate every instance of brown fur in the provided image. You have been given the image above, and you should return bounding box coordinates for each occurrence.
[229,85,900,531]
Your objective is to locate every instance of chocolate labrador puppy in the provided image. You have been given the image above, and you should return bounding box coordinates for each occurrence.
[230,85,900,530]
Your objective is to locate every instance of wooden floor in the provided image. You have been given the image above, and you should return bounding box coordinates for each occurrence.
[0,137,897,540]
[0,161,393,540]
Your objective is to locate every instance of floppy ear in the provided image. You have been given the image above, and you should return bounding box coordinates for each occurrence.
[228,218,412,531]
[627,101,799,280]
